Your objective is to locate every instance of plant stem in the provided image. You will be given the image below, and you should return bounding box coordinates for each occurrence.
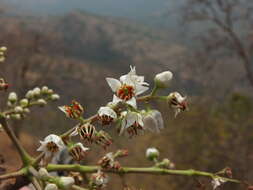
[0,170,25,181]
[46,164,241,184]
[0,115,32,165]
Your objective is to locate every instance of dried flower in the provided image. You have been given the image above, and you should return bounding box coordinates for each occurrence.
[95,130,113,148]
[90,170,109,189]
[69,143,89,161]
[59,100,84,119]
[167,92,187,117]
[0,79,9,91]
[211,178,226,190]
[71,123,97,144]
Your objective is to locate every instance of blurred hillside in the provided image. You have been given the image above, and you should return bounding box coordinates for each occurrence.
[1,4,253,190]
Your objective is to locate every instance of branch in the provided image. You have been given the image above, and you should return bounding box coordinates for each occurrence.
[0,170,25,181]
[0,115,32,164]
[46,164,241,184]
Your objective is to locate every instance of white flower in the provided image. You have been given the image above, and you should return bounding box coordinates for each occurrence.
[120,111,144,136]
[154,71,173,88]
[60,176,75,189]
[98,106,117,125]
[8,92,18,103]
[37,134,65,158]
[168,92,187,117]
[146,147,160,161]
[211,178,226,189]
[106,66,149,108]
[45,183,58,190]
[143,110,164,133]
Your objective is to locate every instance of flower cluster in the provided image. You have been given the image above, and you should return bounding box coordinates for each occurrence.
[0,46,7,62]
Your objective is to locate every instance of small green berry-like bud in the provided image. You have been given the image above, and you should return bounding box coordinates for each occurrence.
[14,106,23,113]
[8,92,18,103]
[37,99,47,106]
[51,94,60,101]
[38,168,50,178]
[20,99,29,107]
[146,147,159,161]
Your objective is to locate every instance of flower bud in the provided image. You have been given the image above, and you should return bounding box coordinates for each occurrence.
[45,183,58,190]
[146,147,159,161]
[37,99,47,106]
[33,87,41,97]
[8,92,18,103]
[23,108,30,113]
[154,71,173,88]
[14,106,23,113]
[41,86,49,94]
[60,176,75,189]
[0,47,7,51]
[11,114,21,120]
[51,94,60,101]
[38,168,50,178]
[47,89,54,94]
[20,99,29,107]
[25,90,34,99]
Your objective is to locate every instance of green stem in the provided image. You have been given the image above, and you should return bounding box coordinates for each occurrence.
[0,115,33,165]
[46,164,241,184]
[0,169,26,180]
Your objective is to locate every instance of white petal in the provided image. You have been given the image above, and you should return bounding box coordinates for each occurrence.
[70,127,79,137]
[125,112,138,129]
[98,106,117,119]
[126,97,137,108]
[112,95,122,104]
[153,110,164,131]
[135,84,149,96]
[106,78,121,92]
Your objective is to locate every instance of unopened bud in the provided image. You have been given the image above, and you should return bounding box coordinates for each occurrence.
[20,99,29,107]
[51,94,60,101]
[0,47,7,51]
[8,92,18,103]
[38,168,50,178]
[45,183,58,190]
[154,71,173,88]
[60,176,75,189]
[41,86,49,94]
[25,90,34,99]
[11,114,21,120]
[14,106,23,113]
[37,99,47,106]
[146,147,159,161]
[47,89,54,94]
[23,108,30,113]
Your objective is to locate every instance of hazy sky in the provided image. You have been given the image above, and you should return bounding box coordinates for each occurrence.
[3,0,177,18]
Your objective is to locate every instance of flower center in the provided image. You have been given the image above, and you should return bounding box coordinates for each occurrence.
[116,84,135,101]
[46,142,59,153]
[127,122,143,137]
[98,115,114,125]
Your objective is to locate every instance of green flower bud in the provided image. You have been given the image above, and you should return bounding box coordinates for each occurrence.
[45,183,58,190]
[37,99,47,106]
[25,90,34,99]
[8,92,18,103]
[51,94,60,101]
[146,147,159,161]
[154,71,173,88]
[41,86,49,94]
[20,99,29,107]
[14,106,23,113]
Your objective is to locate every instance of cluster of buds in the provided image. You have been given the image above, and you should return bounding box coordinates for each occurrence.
[0,78,9,91]
[6,87,59,120]
[59,100,84,119]
[146,148,175,169]
[89,170,109,190]
[38,168,75,190]
[0,46,7,62]
[97,149,128,170]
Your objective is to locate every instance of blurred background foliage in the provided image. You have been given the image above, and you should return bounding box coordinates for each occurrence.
[1,0,253,189]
